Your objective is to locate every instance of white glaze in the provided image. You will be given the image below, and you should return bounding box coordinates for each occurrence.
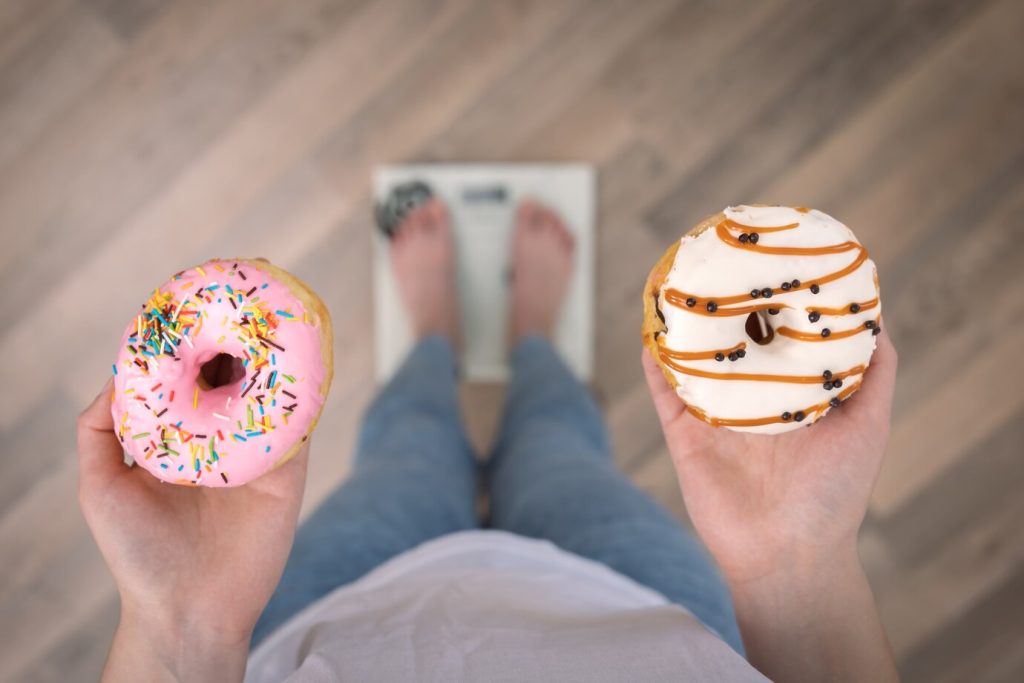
[658,205,880,434]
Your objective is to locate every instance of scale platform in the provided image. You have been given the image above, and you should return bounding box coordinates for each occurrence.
[373,164,594,383]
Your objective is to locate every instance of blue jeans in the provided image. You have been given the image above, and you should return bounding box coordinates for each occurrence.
[253,336,743,654]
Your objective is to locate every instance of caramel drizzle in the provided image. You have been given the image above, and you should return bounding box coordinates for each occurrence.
[657,345,865,385]
[807,297,879,316]
[663,291,791,317]
[685,380,862,427]
[658,214,877,427]
[660,341,746,361]
[776,316,881,342]
[664,222,868,311]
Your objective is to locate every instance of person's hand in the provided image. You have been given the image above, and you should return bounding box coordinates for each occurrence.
[641,329,897,587]
[643,330,900,682]
[77,378,309,680]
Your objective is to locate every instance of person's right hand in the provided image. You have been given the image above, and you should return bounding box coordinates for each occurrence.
[641,329,897,587]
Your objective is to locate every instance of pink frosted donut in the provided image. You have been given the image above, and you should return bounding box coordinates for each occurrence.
[111,258,333,487]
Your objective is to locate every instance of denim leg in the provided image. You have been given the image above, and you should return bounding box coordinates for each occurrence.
[487,336,744,654]
[253,336,478,645]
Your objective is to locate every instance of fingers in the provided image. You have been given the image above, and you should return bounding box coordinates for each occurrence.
[256,439,311,498]
[641,347,686,428]
[842,325,898,431]
[77,377,130,492]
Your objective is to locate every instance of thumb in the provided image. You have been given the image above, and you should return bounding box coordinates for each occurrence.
[641,347,686,428]
[77,377,130,493]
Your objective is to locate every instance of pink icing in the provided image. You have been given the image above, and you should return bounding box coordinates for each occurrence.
[110,259,328,487]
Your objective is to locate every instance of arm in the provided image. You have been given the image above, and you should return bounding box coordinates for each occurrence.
[642,330,900,683]
[77,379,310,683]
[102,609,248,683]
[730,549,896,683]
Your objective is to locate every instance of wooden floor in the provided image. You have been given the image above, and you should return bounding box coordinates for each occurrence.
[1,0,1022,680]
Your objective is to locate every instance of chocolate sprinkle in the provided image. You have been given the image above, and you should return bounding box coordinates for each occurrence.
[750,289,760,299]
[791,279,801,288]
[821,328,831,338]
[823,381,833,390]
[872,327,882,336]
[808,311,821,323]
[794,411,806,422]
[832,378,843,389]
[728,352,738,361]
[864,320,876,329]
[258,335,286,351]
[823,370,833,380]
[736,348,746,358]
[810,284,820,294]
[829,397,841,408]
[781,412,792,421]
[850,303,861,313]
[761,288,773,299]
[685,297,696,308]
[749,233,760,244]
[781,281,792,291]
[706,301,718,313]
[715,352,725,362]
[739,233,750,244]
[768,308,779,315]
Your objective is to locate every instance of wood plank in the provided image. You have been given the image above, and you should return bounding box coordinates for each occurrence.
[0,0,474,433]
[0,0,73,67]
[22,595,118,683]
[761,0,1023,268]
[314,0,595,183]
[898,568,1024,683]
[643,0,989,244]
[878,408,1024,568]
[0,0,365,309]
[81,0,174,39]
[872,321,1024,517]
[0,0,123,171]
[421,0,679,161]
[872,484,1024,656]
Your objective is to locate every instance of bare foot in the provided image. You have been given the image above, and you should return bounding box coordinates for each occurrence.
[390,198,460,346]
[509,200,575,346]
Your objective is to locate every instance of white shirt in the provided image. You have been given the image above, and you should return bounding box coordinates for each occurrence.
[247,531,766,682]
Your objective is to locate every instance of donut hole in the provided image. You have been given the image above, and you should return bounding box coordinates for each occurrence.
[198,353,245,390]
[745,311,774,346]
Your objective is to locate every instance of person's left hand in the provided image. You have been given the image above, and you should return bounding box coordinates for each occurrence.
[78,378,308,679]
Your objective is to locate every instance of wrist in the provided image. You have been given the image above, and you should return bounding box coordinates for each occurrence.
[713,522,862,590]
[104,604,250,683]
[726,542,898,683]
[726,539,862,603]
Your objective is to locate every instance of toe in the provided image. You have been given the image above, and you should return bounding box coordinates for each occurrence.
[427,197,448,220]
[406,204,434,235]
[426,199,449,234]
[519,200,544,230]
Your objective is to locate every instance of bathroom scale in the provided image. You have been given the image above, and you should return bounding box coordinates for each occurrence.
[373,164,594,383]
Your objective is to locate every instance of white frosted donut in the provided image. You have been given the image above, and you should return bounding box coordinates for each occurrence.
[642,205,881,434]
